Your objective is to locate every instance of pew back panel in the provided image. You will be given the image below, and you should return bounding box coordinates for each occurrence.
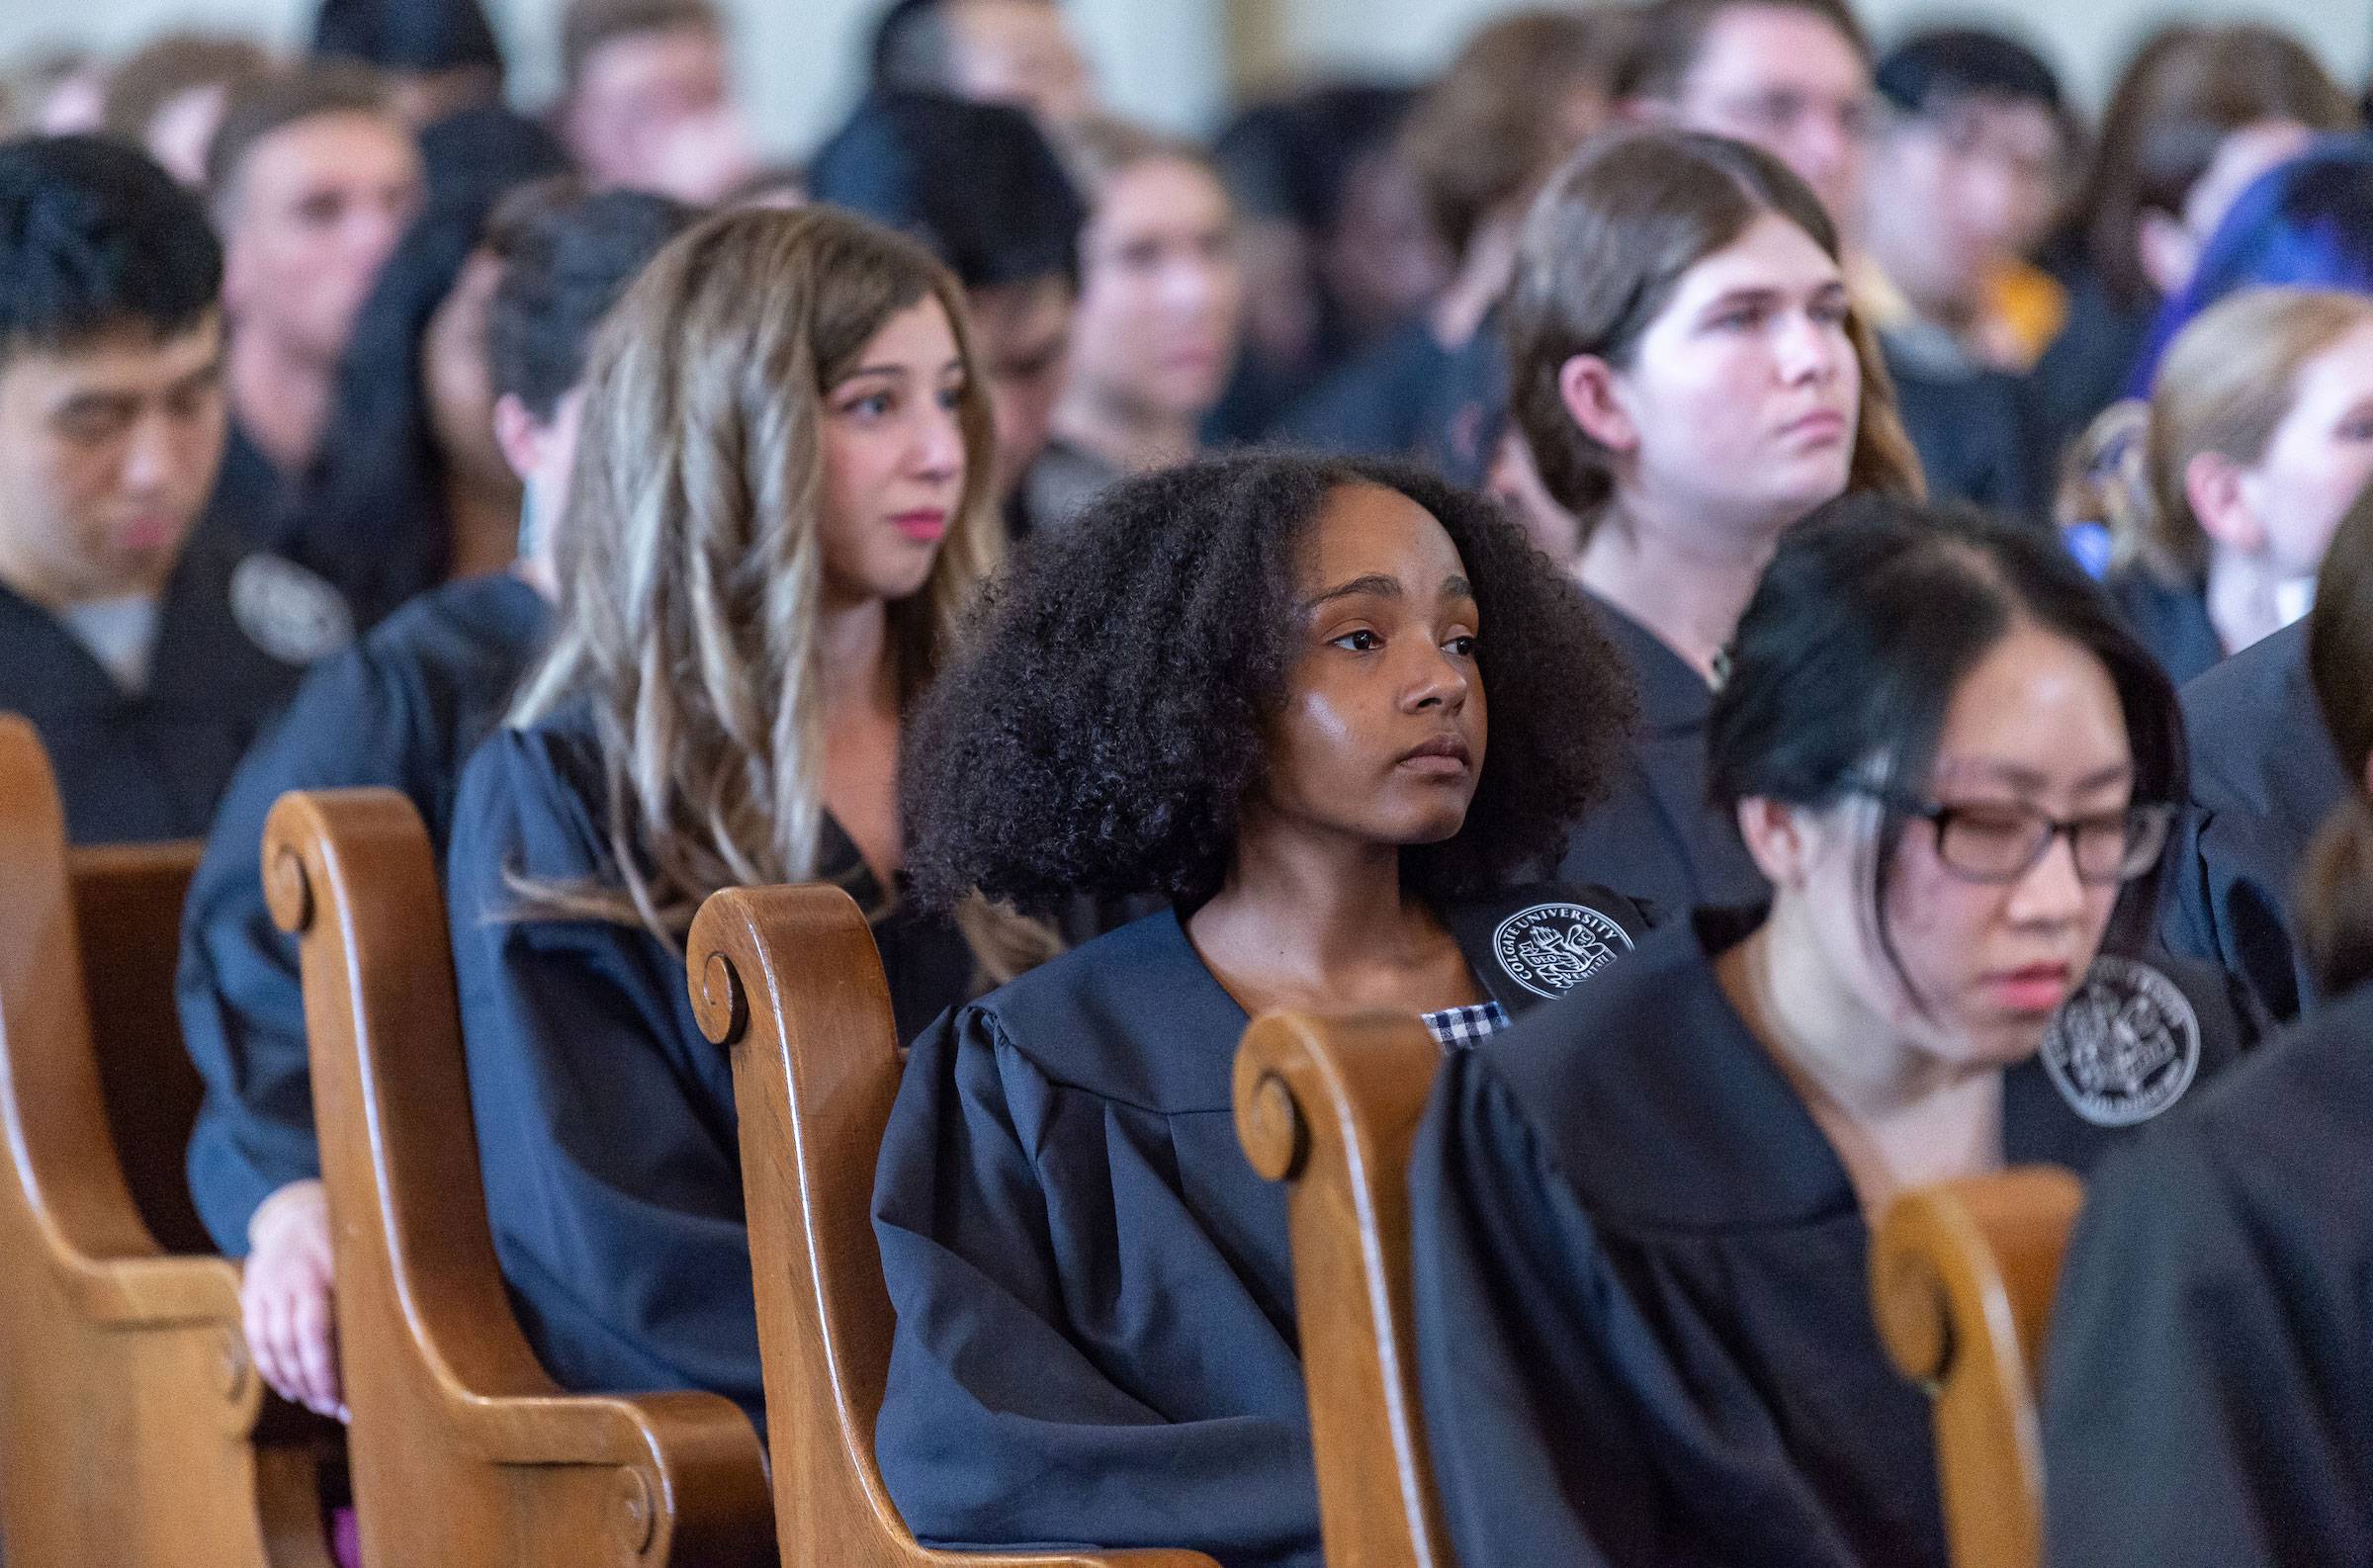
[1872,1167,2085,1568]
[0,713,333,1568]
[265,786,774,1568]
[1233,1010,1448,1568]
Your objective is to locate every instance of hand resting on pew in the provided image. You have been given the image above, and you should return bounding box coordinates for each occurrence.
[243,1176,346,1421]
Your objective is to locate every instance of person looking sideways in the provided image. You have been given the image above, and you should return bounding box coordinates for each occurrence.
[443,207,1038,1425]
[554,0,755,204]
[1025,118,1243,529]
[809,90,1088,529]
[0,135,349,843]
[1505,129,1922,914]
[198,65,425,572]
[875,452,1648,1566]
[179,184,694,1422]
[869,0,1096,131]
[2088,287,2373,686]
[1413,496,2251,1568]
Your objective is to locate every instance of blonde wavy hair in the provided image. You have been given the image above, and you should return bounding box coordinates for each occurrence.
[2066,287,2373,582]
[510,205,1046,973]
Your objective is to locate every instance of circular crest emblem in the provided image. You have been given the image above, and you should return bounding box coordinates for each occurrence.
[230,554,353,666]
[2040,957,2201,1127]
[1492,903,1634,1000]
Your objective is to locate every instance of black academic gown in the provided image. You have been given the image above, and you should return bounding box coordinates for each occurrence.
[2043,981,2373,1568]
[2159,619,2344,1025]
[1880,335,2052,525]
[2105,565,2222,688]
[445,705,978,1427]
[1555,598,1767,914]
[179,571,550,1253]
[1410,909,2248,1568]
[0,529,351,844]
[871,885,1653,1568]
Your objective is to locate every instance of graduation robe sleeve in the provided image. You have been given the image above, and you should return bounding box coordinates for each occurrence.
[444,729,763,1425]
[179,643,411,1252]
[871,1003,1321,1568]
[2043,1025,2373,1567]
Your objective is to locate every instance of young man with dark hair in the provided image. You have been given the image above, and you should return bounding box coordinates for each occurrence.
[180,179,696,1422]
[201,65,425,561]
[810,90,1087,522]
[1858,28,2070,517]
[556,0,753,202]
[0,134,353,843]
[870,0,1094,130]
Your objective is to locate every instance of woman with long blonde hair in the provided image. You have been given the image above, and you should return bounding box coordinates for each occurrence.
[443,205,1026,1424]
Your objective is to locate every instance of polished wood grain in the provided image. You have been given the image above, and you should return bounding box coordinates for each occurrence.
[1233,1011,1447,1568]
[687,882,1219,1568]
[0,713,337,1568]
[1872,1168,2086,1568]
[265,786,774,1568]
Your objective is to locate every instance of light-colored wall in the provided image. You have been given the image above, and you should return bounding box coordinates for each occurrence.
[0,0,1230,156]
[1267,0,2367,110]
[4,0,2364,153]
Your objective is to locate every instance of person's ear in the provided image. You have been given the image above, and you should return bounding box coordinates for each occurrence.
[1557,353,1638,457]
[1736,796,1814,888]
[2136,208,2196,299]
[2184,449,2268,556]
[491,392,544,486]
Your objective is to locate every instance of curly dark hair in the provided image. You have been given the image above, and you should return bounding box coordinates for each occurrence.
[903,451,1638,916]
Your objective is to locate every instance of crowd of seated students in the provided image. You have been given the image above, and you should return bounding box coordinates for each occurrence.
[2,0,2373,1564]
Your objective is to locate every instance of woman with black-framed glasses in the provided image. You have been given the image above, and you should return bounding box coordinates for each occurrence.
[1403,493,2257,1568]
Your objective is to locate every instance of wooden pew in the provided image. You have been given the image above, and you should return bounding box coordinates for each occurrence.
[1233,1011,1448,1568]
[686,882,1218,1568]
[0,713,337,1568]
[1871,1169,2086,1568]
[263,787,775,1567]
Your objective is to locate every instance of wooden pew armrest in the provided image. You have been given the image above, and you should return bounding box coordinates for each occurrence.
[449,1386,761,1471]
[58,1247,245,1329]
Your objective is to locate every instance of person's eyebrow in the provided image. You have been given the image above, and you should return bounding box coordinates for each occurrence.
[1695,284,1783,318]
[1302,572,1403,611]
[1947,759,2135,792]
[1442,574,1475,603]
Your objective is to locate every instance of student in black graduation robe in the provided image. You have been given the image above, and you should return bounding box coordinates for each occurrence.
[1411,497,2247,1568]
[2040,474,2373,1568]
[1557,597,1768,911]
[176,186,695,1421]
[443,205,1023,1427]
[1496,131,1926,915]
[0,135,354,846]
[182,567,547,1253]
[876,454,1647,1566]
[2159,616,2348,1025]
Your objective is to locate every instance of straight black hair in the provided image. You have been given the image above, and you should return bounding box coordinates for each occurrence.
[0,134,222,365]
[1709,494,2185,990]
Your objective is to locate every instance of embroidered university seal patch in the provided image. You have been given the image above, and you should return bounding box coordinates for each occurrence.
[230,553,353,666]
[2040,957,2200,1127]
[1492,903,1634,999]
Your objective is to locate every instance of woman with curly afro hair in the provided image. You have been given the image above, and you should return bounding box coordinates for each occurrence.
[872,450,1649,1566]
